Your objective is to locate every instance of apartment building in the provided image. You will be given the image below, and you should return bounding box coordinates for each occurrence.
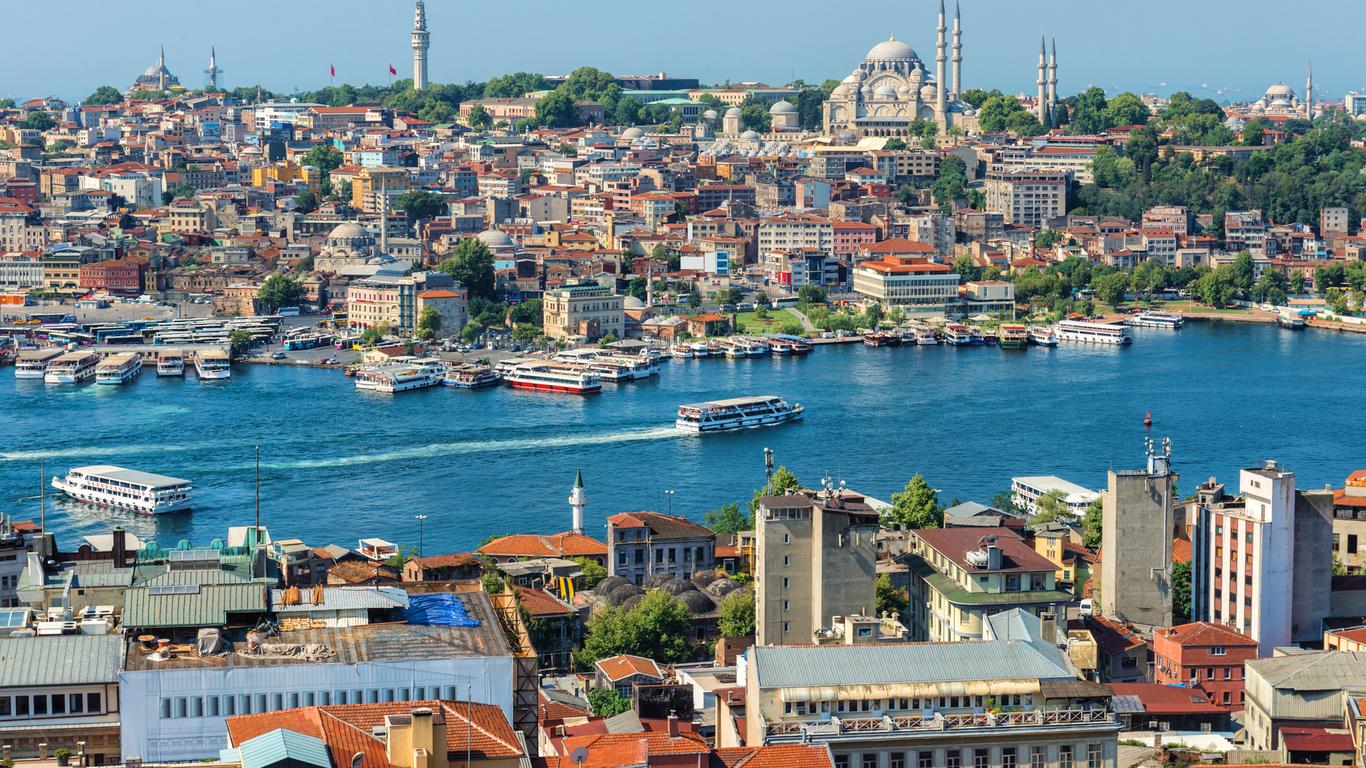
[852,256,959,315]
[904,527,1070,642]
[352,165,411,214]
[741,609,1121,768]
[606,511,716,585]
[1099,447,1177,632]
[758,213,834,254]
[1224,210,1270,255]
[541,283,624,341]
[985,169,1067,228]
[0,635,124,763]
[0,253,44,292]
[755,488,879,647]
[1152,622,1258,711]
[1332,470,1366,573]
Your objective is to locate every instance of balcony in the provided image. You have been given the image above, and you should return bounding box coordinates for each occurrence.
[764,707,1118,742]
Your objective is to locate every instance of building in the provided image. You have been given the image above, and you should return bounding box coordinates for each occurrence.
[1190,461,1333,655]
[1332,470,1366,573]
[411,1,430,91]
[1099,442,1177,632]
[78,258,143,293]
[1011,476,1098,517]
[741,609,1120,768]
[130,46,180,92]
[594,654,664,698]
[348,270,455,332]
[755,487,879,646]
[986,169,1067,228]
[904,526,1070,642]
[542,283,625,342]
[607,511,716,585]
[1152,622,1258,711]
[416,287,469,337]
[958,280,1016,317]
[1243,651,1366,751]
[0,635,124,763]
[851,256,959,315]
[758,213,834,254]
[0,253,45,293]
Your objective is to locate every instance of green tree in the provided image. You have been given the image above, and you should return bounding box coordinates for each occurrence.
[437,238,497,300]
[704,502,751,535]
[586,688,631,717]
[1081,499,1103,550]
[415,306,442,340]
[1290,272,1306,295]
[302,144,343,173]
[1171,560,1192,623]
[20,112,55,131]
[882,138,908,151]
[717,590,755,638]
[395,189,446,224]
[84,86,123,105]
[797,284,827,305]
[509,298,543,326]
[1028,489,1069,526]
[227,330,253,359]
[1104,92,1149,127]
[932,155,969,212]
[884,474,943,529]
[1230,251,1256,294]
[571,556,607,589]
[738,97,770,132]
[577,590,693,668]
[748,466,802,517]
[1069,87,1109,134]
[1252,269,1288,306]
[1092,271,1130,306]
[257,274,306,312]
[535,89,579,128]
[293,190,319,214]
[959,88,992,108]
[484,72,550,99]
[977,94,1032,134]
[875,573,907,619]
[466,103,492,130]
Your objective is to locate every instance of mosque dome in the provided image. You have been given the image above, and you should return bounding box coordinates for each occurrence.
[724,106,742,118]
[621,126,645,139]
[874,83,898,99]
[769,99,796,114]
[623,295,645,310]
[1265,82,1294,98]
[740,129,760,140]
[920,84,938,101]
[328,222,370,243]
[477,229,515,249]
[702,109,719,120]
[865,35,918,62]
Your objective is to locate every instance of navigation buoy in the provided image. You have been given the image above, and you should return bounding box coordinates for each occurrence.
[1144,411,1153,427]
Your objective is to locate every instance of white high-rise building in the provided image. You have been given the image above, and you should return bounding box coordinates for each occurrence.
[411,1,430,91]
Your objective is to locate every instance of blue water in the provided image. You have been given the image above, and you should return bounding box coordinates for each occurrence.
[3,321,1363,553]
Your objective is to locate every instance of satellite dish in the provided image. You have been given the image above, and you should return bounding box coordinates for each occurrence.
[571,747,589,766]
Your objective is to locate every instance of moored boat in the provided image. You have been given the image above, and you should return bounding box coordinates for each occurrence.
[44,351,100,384]
[194,349,232,379]
[1125,311,1184,329]
[156,351,185,377]
[675,395,804,433]
[943,324,973,346]
[442,363,499,389]
[52,464,192,515]
[1027,325,1059,347]
[1277,313,1306,330]
[14,349,62,379]
[1057,319,1132,345]
[998,324,1029,349]
[95,352,142,385]
[503,361,602,394]
[355,357,445,393]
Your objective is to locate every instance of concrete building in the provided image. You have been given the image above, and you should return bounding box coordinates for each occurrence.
[1099,440,1177,632]
[1152,622,1258,711]
[1243,651,1366,752]
[1332,470,1366,573]
[904,527,1070,642]
[542,283,625,342]
[416,287,468,338]
[985,169,1067,228]
[0,253,45,293]
[348,270,456,332]
[755,487,879,647]
[0,635,124,763]
[1011,476,1098,518]
[606,511,716,585]
[741,609,1120,768]
[851,256,959,315]
[78,258,143,293]
[757,213,834,254]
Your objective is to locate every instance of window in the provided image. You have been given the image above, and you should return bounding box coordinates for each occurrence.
[1350,534,1359,555]
[33,696,47,716]
[1211,646,1226,656]
[1060,746,1073,768]
[1004,750,1018,768]
[947,755,961,768]
[1223,691,1231,705]
[68,693,82,714]
[919,752,934,768]
[834,757,849,768]
[51,694,65,714]
[863,756,878,768]
[1224,667,1232,680]
[891,754,906,768]
[1088,744,1102,768]
[975,748,990,768]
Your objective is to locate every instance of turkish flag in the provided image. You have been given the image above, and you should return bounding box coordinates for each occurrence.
[330,65,336,77]
[389,64,398,76]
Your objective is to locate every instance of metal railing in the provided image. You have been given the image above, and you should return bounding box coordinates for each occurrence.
[765,708,1116,739]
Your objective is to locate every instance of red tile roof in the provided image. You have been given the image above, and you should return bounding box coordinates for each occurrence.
[409,552,477,568]
[713,744,836,768]
[1279,727,1355,753]
[537,689,589,722]
[595,654,663,682]
[914,526,1056,573]
[554,731,708,768]
[515,586,574,617]
[1156,621,1257,649]
[1106,683,1219,715]
[478,532,606,559]
[862,238,937,254]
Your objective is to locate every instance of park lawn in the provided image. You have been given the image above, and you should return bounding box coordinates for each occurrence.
[1156,300,1256,316]
[734,308,805,334]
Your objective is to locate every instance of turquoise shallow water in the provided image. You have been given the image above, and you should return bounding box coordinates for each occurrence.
[2,321,1363,552]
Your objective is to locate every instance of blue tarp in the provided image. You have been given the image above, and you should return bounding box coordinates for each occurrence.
[405,592,481,628]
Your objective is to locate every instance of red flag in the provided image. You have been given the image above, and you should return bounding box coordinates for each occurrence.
[330,65,336,77]
[389,64,398,76]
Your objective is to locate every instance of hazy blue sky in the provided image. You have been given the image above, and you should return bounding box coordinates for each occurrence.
[5,0,1363,102]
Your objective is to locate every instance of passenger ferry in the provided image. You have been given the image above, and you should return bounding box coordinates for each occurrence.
[1057,319,1132,345]
[724,337,771,358]
[194,349,232,379]
[555,349,659,381]
[14,349,62,379]
[765,335,812,355]
[943,324,974,346]
[670,344,700,360]
[356,357,445,393]
[675,395,804,434]
[503,361,602,394]
[998,324,1029,349]
[1125,311,1184,329]
[863,330,901,347]
[95,352,142,385]
[442,363,499,389]
[156,351,185,377]
[1027,325,1059,347]
[52,465,192,515]
[1277,313,1307,330]
[44,351,100,384]
[915,326,940,345]
[967,326,986,345]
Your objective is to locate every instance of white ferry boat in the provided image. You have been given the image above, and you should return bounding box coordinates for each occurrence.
[14,349,62,379]
[503,361,602,394]
[1125,311,1184,329]
[1057,319,1132,345]
[943,324,973,346]
[95,352,142,385]
[442,363,499,389]
[361,358,446,394]
[156,351,185,377]
[44,351,100,384]
[670,344,699,360]
[675,395,804,434]
[1027,325,1059,347]
[914,326,940,345]
[724,337,771,358]
[194,349,232,379]
[52,465,192,515]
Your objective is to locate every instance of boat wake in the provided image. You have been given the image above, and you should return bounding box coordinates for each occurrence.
[248,426,683,471]
[0,442,212,462]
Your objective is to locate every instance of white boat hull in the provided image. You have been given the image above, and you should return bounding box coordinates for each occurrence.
[676,410,803,433]
[52,477,191,515]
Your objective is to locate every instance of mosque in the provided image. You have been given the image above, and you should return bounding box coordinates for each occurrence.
[129,47,180,93]
[1242,68,1314,119]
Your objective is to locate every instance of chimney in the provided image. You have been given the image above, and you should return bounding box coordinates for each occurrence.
[113,528,128,569]
[1040,611,1058,646]
[986,544,1002,571]
[666,711,680,738]
[384,714,414,768]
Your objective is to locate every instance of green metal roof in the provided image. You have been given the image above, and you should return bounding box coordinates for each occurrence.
[123,580,266,629]
[238,729,331,768]
[0,635,124,687]
[908,556,1073,607]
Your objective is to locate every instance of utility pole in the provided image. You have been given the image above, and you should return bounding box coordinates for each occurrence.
[415,514,427,557]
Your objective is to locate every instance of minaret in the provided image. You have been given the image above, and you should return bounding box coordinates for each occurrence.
[205,47,220,92]
[1305,62,1313,121]
[568,469,587,534]
[411,1,430,91]
[934,0,948,125]
[158,45,168,91]
[951,1,962,99]
[1036,36,1048,126]
[1047,37,1058,129]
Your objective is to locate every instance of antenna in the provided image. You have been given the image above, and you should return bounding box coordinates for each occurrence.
[763,447,774,479]
[39,458,46,535]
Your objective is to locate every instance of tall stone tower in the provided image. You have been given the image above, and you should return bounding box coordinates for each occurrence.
[934,0,948,125]
[1100,438,1178,632]
[158,45,169,91]
[951,2,962,99]
[1035,36,1047,126]
[1305,62,1313,120]
[205,47,220,92]
[1047,38,1058,128]
[568,469,587,534]
[411,0,430,91]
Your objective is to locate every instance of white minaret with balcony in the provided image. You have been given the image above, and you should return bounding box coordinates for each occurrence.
[569,469,587,534]
[412,1,430,91]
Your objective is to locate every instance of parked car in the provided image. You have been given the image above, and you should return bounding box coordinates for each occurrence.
[271,352,286,360]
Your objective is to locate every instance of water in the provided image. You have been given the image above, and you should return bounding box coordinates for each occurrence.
[3,322,1363,552]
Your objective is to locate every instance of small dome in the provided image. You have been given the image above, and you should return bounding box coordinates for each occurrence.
[702,109,718,120]
[866,35,917,62]
[621,126,645,139]
[705,577,740,598]
[661,578,697,596]
[1265,82,1294,98]
[920,84,938,100]
[897,85,912,96]
[596,575,629,594]
[619,593,644,611]
[678,591,715,614]
[740,130,760,140]
[644,572,675,589]
[860,85,873,98]
[690,569,722,588]
[837,130,857,144]
[874,84,897,99]
[477,229,515,249]
[623,295,645,309]
[603,582,642,606]
[769,99,796,114]
[724,106,742,118]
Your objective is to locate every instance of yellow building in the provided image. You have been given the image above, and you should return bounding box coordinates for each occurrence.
[352,166,411,214]
[542,283,624,341]
[251,160,321,192]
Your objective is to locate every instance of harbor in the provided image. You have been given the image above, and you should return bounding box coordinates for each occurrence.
[2,320,1364,552]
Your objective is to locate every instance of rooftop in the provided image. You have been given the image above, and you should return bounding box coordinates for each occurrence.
[751,637,1075,690]
[0,634,124,687]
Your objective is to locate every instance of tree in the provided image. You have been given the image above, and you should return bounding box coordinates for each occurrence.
[882,138,908,151]
[302,144,343,173]
[977,94,1033,134]
[577,590,693,668]
[571,556,607,589]
[293,190,319,214]
[1171,560,1192,623]
[748,466,802,517]
[483,72,550,99]
[415,306,442,340]
[437,238,497,300]
[228,330,253,359]
[797,284,827,305]
[884,475,943,529]
[395,189,446,225]
[738,97,770,132]
[1029,490,1069,526]
[257,274,306,312]
[1069,87,1109,134]
[876,573,907,619]
[466,103,492,130]
[717,590,755,637]
[587,688,631,717]
[704,503,750,535]
[20,112,55,131]
[1093,271,1130,306]
[1231,251,1256,294]
[509,298,543,326]
[84,86,123,105]
[535,89,579,128]
[1104,92,1149,127]
[932,155,969,212]
[1290,272,1306,295]
[1081,499,1103,550]
[1252,269,1288,306]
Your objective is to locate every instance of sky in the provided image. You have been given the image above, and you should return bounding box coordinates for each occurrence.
[4,0,1364,103]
